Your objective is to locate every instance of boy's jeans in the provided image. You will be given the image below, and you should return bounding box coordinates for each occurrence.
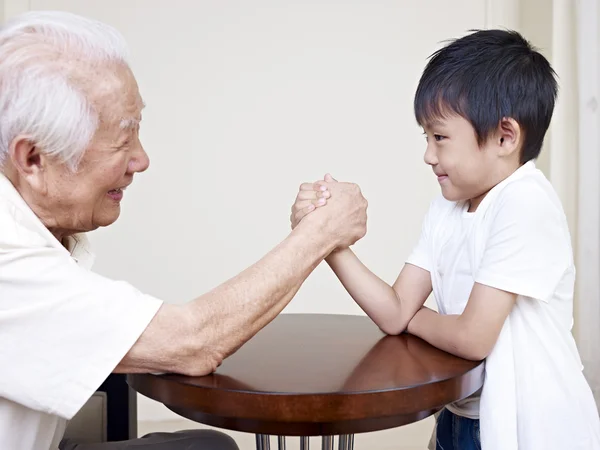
[435,408,481,450]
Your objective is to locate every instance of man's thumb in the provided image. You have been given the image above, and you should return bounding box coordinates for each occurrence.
[324,173,337,183]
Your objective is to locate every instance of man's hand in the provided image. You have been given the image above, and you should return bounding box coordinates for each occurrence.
[293,174,368,249]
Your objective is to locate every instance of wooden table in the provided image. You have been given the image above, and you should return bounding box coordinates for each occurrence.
[128,314,483,449]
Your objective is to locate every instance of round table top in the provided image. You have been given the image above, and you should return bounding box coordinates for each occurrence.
[128,314,483,436]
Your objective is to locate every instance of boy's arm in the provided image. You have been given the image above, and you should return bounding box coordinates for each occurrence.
[326,248,432,334]
[291,174,434,335]
[407,183,569,361]
[406,283,516,361]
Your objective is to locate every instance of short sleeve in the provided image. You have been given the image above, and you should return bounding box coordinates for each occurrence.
[406,196,443,272]
[474,181,572,302]
[0,244,163,420]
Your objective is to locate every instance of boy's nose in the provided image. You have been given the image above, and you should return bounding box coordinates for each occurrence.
[424,145,438,166]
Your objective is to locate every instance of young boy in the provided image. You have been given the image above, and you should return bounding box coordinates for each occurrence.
[291,30,600,449]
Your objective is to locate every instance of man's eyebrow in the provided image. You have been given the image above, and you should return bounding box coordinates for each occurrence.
[119,101,146,129]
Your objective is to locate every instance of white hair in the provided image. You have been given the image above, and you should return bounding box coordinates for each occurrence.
[0,11,130,170]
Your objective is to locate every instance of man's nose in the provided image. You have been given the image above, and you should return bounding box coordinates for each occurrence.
[128,144,150,174]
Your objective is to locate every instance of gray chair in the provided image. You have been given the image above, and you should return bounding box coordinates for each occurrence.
[63,374,137,443]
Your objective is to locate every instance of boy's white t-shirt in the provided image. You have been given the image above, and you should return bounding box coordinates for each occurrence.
[407,162,600,448]
[410,205,481,418]
[0,173,163,450]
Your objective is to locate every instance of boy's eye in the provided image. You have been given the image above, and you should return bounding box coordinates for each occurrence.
[422,132,446,143]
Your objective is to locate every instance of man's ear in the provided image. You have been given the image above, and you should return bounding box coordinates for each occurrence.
[497,117,521,158]
[8,135,48,191]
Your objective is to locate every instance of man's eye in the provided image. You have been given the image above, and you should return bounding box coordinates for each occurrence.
[434,134,445,142]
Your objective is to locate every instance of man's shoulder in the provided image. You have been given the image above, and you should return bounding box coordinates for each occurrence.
[0,197,50,249]
[0,174,70,252]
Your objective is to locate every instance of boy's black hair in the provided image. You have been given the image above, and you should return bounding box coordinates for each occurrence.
[414,29,557,164]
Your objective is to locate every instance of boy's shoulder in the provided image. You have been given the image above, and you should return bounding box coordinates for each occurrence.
[488,168,566,222]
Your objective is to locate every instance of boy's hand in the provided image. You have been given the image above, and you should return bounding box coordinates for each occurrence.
[290,173,336,229]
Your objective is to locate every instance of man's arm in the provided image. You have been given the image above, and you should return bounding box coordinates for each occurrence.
[406,283,516,361]
[116,223,332,375]
[116,181,368,376]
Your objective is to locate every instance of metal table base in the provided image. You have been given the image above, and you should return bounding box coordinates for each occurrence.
[255,434,355,450]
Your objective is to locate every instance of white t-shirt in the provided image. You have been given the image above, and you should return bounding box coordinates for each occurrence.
[409,203,482,418]
[0,173,163,450]
[408,161,599,444]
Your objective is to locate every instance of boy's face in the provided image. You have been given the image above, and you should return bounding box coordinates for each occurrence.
[422,114,508,211]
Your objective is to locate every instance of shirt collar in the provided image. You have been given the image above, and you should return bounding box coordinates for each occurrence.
[0,172,95,268]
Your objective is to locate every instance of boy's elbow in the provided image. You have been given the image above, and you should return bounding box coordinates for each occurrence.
[379,324,403,335]
[460,346,489,361]
[457,329,492,361]
[377,318,408,336]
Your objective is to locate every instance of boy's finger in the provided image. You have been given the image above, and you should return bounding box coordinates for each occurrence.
[296,190,330,201]
[293,197,327,213]
[294,204,316,224]
[299,182,328,192]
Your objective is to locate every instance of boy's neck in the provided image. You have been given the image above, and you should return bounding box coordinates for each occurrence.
[467,161,527,212]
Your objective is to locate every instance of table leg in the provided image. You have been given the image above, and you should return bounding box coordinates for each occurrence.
[321,436,333,450]
[338,435,348,450]
[300,436,310,450]
[278,436,286,450]
[348,434,354,450]
[255,434,270,450]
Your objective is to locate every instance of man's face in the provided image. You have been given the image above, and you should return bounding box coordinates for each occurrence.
[25,64,150,238]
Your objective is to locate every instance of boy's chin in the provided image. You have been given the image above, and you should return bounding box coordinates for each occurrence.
[439,187,463,202]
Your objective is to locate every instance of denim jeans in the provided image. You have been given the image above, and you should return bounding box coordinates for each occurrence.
[436,408,481,450]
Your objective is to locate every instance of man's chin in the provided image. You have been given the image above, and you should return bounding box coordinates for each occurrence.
[95,207,121,229]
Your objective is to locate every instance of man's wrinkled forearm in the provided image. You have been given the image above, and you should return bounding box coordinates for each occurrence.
[182,220,337,374]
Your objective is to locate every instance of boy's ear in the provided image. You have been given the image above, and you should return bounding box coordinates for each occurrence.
[497,117,521,158]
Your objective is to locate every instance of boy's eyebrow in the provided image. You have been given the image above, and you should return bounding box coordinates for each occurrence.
[423,119,445,129]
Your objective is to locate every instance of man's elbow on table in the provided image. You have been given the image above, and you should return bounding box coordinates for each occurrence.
[116,303,228,377]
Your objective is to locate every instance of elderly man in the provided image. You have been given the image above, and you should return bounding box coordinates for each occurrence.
[0,10,367,450]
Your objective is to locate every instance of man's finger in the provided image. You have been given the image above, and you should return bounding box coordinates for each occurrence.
[324,173,337,182]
